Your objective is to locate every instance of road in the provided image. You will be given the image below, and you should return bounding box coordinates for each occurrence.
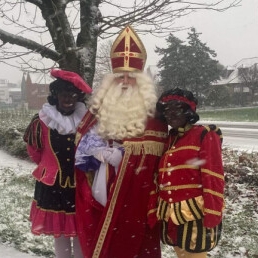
[199,121,258,152]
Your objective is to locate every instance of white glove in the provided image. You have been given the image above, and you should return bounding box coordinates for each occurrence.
[93,148,113,163]
[105,148,123,167]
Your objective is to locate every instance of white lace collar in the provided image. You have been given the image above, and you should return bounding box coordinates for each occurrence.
[39,102,87,135]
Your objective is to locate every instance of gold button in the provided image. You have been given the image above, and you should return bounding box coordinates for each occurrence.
[167,163,171,167]
[168,191,172,194]
[169,198,173,202]
[67,147,70,151]
[67,137,71,141]
[67,158,70,161]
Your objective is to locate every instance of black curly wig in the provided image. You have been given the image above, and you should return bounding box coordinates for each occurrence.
[156,88,199,124]
[47,78,86,106]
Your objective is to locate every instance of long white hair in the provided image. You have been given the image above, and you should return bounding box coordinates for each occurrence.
[89,73,157,140]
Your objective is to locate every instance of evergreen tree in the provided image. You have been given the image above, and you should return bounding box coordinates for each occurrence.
[156,28,222,101]
[156,35,189,91]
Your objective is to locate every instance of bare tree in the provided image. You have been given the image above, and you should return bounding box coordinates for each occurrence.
[239,63,258,104]
[93,40,113,88]
[0,0,242,86]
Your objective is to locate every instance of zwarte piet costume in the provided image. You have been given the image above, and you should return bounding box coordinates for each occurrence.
[23,69,92,238]
[155,88,224,256]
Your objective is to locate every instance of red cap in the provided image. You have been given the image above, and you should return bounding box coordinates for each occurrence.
[161,95,197,111]
[50,69,92,94]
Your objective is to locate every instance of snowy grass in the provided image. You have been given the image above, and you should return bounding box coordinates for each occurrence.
[199,106,258,122]
[0,164,54,257]
[0,148,258,258]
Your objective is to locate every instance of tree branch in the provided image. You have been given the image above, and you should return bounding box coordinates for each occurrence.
[0,29,60,61]
[99,0,242,37]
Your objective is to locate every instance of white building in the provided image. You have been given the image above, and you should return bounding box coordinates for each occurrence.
[0,79,11,104]
[0,78,20,105]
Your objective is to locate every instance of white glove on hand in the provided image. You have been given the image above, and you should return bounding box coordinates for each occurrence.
[105,148,123,167]
[93,148,113,163]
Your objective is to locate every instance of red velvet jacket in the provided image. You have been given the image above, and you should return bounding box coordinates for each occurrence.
[158,124,224,228]
[23,115,68,186]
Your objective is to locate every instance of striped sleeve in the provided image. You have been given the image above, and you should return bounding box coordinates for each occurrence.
[23,114,43,164]
[199,127,224,228]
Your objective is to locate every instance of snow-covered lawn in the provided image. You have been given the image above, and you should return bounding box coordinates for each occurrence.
[0,148,258,258]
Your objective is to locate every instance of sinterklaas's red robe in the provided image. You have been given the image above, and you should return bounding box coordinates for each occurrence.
[75,111,168,258]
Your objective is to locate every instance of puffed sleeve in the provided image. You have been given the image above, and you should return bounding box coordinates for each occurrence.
[199,125,224,228]
[23,114,43,164]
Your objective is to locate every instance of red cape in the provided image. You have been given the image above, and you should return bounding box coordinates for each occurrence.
[75,111,168,258]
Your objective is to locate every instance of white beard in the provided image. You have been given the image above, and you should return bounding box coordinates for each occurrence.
[89,73,157,140]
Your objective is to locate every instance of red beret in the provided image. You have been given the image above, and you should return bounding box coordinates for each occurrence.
[50,69,92,94]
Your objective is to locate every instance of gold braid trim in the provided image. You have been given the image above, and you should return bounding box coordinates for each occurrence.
[160,184,201,191]
[204,208,222,216]
[147,208,158,216]
[159,164,199,173]
[166,145,200,154]
[203,188,224,199]
[144,130,168,138]
[201,168,224,180]
[149,190,156,195]
[123,140,164,156]
[92,149,131,257]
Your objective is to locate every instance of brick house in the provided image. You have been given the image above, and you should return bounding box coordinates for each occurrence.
[22,72,52,110]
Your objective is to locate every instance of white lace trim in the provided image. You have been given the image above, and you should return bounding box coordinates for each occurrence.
[39,102,87,135]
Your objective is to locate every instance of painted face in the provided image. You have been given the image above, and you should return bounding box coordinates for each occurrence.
[114,72,136,89]
[57,90,79,115]
[163,101,188,129]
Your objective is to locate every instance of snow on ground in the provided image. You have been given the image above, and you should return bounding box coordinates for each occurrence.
[0,149,35,171]
[0,241,39,258]
[0,150,39,257]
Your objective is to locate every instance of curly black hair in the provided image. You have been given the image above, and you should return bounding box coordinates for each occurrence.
[47,78,86,106]
[156,87,199,124]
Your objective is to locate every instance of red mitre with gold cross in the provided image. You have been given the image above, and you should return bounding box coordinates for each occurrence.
[110,25,147,73]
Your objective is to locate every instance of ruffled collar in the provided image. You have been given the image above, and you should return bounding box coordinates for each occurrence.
[39,102,87,135]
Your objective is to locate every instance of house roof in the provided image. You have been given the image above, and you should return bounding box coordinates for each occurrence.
[215,57,258,86]
[234,57,258,68]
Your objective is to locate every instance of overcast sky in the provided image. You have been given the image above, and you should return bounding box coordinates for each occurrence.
[145,0,258,68]
[0,0,257,84]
